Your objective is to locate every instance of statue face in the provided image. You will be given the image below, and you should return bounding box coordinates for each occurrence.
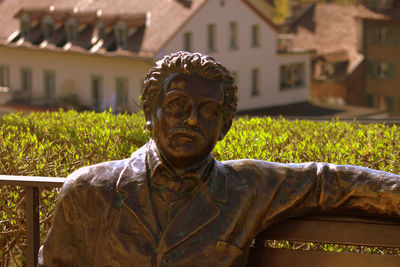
[151,74,224,168]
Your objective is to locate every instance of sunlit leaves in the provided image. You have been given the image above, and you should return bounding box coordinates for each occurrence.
[215,116,400,174]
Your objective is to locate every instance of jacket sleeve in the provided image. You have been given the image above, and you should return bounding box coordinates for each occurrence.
[38,174,83,266]
[233,160,400,229]
[38,166,114,267]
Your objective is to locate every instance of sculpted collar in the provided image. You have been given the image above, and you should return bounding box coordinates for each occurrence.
[146,139,215,183]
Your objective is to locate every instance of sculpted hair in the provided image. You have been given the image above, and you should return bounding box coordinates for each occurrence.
[141,51,238,138]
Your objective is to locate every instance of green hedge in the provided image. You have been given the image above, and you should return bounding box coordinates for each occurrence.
[216,116,399,173]
[1,110,399,176]
[0,109,148,177]
[1,110,399,264]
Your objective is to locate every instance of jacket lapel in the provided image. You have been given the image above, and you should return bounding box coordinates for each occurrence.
[158,161,227,254]
[116,146,161,245]
[115,144,228,254]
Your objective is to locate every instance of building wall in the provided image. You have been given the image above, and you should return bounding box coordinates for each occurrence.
[161,0,310,111]
[0,46,153,112]
[345,60,366,106]
[363,19,400,116]
[311,81,346,102]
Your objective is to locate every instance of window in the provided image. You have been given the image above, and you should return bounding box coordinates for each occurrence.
[379,0,393,8]
[367,61,394,79]
[251,24,260,47]
[229,22,238,50]
[116,77,128,108]
[20,14,31,38]
[376,27,387,44]
[21,68,32,94]
[367,25,394,45]
[207,24,216,52]
[183,32,192,52]
[377,62,389,78]
[44,70,55,102]
[0,66,9,88]
[251,69,259,96]
[320,62,335,80]
[280,63,305,90]
[367,94,375,107]
[42,16,54,39]
[91,76,103,111]
[114,22,128,47]
[65,19,78,42]
[369,0,393,9]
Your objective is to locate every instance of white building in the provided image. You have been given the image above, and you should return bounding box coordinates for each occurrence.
[0,0,311,113]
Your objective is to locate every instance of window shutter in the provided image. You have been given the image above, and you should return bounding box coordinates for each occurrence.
[385,0,393,8]
[367,60,375,77]
[388,63,395,78]
[387,27,394,45]
[0,66,9,87]
[398,97,400,112]
[385,96,394,112]
[366,26,374,44]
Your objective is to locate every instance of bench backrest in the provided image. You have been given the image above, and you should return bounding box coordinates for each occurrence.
[247,216,400,267]
[2,176,400,267]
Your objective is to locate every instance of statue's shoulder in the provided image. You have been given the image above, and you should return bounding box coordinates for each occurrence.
[61,144,148,196]
[60,159,130,196]
[222,159,285,175]
[220,159,297,189]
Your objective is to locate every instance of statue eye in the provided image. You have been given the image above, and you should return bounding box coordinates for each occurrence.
[201,104,218,118]
[167,98,186,111]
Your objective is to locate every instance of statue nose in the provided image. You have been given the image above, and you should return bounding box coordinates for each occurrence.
[185,107,198,127]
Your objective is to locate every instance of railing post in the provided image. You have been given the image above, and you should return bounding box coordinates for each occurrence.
[25,186,39,267]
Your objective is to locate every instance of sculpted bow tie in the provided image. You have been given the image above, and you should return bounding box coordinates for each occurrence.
[150,166,203,202]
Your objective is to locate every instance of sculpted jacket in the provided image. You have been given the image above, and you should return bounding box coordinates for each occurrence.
[39,141,400,267]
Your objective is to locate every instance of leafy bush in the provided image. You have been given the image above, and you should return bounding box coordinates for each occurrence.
[0,109,148,177]
[1,111,399,265]
[216,116,399,173]
[1,110,148,265]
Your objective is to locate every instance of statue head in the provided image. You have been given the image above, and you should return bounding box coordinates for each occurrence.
[141,51,238,167]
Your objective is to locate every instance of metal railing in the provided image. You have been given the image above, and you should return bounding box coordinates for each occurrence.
[0,175,66,267]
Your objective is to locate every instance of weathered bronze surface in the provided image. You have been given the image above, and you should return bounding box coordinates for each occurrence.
[39,52,400,267]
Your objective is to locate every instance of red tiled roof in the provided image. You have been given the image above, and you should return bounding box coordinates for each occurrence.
[242,0,278,31]
[0,0,209,58]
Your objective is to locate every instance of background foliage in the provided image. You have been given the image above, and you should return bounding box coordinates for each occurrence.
[1,110,399,265]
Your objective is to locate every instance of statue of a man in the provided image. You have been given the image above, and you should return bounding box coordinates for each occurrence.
[39,52,400,267]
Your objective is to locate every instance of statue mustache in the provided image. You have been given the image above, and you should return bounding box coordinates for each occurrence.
[167,127,204,143]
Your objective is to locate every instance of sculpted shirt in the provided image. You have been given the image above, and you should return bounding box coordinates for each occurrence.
[147,142,214,231]
[39,140,400,267]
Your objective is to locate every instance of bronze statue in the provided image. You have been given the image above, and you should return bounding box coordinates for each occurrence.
[39,52,400,267]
